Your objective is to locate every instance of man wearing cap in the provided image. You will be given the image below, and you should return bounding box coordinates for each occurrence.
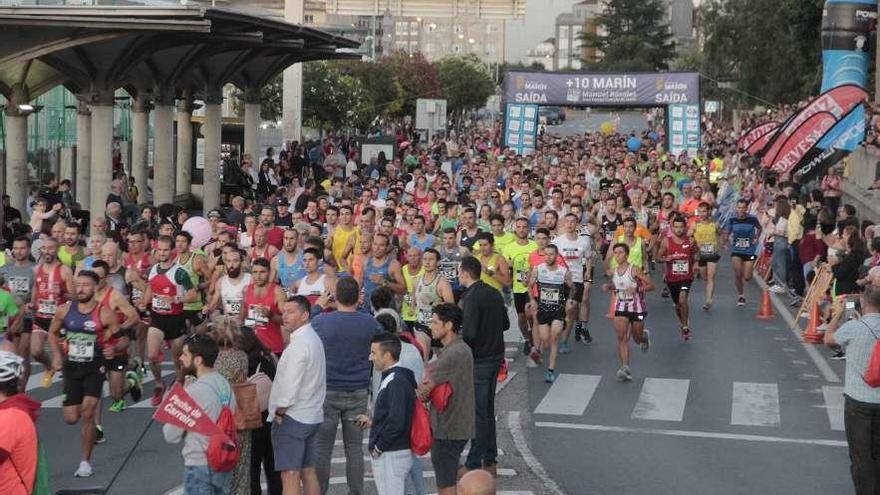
[276,199,294,229]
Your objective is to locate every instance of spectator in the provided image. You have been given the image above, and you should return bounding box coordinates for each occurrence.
[240,327,281,495]
[226,196,246,229]
[356,333,416,495]
[769,196,791,294]
[824,286,880,495]
[458,469,496,495]
[799,214,827,283]
[269,297,326,495]
[311,277,383,494]
[163,334,237,495]
[458,256,508,476]
[821,166,843,214]
[833,234,869,296]
[0,351,39,495]
[417,303,474,495]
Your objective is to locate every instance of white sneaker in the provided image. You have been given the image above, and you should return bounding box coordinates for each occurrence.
[74,460,93,478]
[769,284,786,294]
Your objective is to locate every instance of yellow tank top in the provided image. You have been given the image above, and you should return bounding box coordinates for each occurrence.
[476,253,504,293]
[401,265,424,322]
[693,221,718,256]
[332,226,356,272]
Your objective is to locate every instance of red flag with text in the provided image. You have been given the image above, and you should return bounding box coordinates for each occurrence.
[153,383,222,437]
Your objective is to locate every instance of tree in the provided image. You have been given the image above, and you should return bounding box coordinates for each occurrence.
[579,0,676,72]
[334,60,404,120]
[302,61,373,132]
[383,52,442,119]
[437,55,495,117]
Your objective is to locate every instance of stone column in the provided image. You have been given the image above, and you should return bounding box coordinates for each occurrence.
[202,88,223,213]
[75,102,91,211]
[130,95,149,204]
[282,0,304,142]
[243,88,262,159]
[89,98,114,221]
[152,97,175,206]
[4,106,28,215]
[176,98,194,197]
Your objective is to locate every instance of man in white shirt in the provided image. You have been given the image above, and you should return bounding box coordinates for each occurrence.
[269,296,327,495]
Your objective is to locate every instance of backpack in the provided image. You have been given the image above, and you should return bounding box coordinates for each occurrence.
[862,320,880,388]
[409,399,432,456]
[206,382,240,472]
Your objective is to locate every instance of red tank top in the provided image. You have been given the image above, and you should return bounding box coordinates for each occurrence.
[125,253,152,304]
[35,264,66,318]
[664,236,695,283]
[148,265,185,315]
[244,283,283,354]
[250,245,271,261]
[657,209,673,235]
[99,289,126,354]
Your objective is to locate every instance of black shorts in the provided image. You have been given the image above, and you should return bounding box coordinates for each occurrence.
[183,309,205,327]
[105,355,129,373]
[537,305,566,325]
[430,439,468,489]
[19,316,33,335]
[513,292,530,313]
[62,363,105,407]
[570,282,585,303]
[32,316,52,333]
[665,281,692,305]
[150,313,187,341]
[731,252,758,262]
[698,254,721,267]
[614,310,647,322]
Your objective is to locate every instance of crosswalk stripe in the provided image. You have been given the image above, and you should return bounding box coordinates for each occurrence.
[330,468,518,485]
[331,448,506,464]
[534,374,600,416]
[632,378,689,422]
[42,369,176,408]
[25,369,62,392]
[731,382,780,427]
[822,386,845,431]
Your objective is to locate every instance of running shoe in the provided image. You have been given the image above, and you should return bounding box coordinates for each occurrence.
[831,350,846,360]
[41,369,55,389]
[661,287,670,298]
[529,347,543,366]
[109,399,126,413]
[737,296,746,306]
[681,326,691,341]
[521,341,531,356]
[127,370,143,402]
[74,461,93,478]
[544,370,556,383]
[769,284,786,294]
[702,300,712,311]
[94,425,105,444]
[151,386,165,407]
[616,367,628,381]
[582,328,593,345]
[789,296,802,307]
[574,322,582,342]
[559,341,570,354]
[640,329,651,353]
[622,365,633,381]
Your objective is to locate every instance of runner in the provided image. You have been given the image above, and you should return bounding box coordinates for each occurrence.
[411,248,454,353]
[599,196,622,261]
[331,205,356,274]
[140,235,199,406]
[359,233,406,310]
[241,257,286,355]
[31,236,74,388]
[689,202,721,310]
[437,227,468,302]
[400,246,423,330]
[123,229,152,371]
[724,198,762,306]
[47,270,118,478]
[473,232,510,294]
[603,243,652,382]
[553,212,594,345]
[0,236,36,389]
[292,248,334,306]
[527,244,572,384]
[174,231,209,330]
[502,218,539,356]
[249,226,278,261]
[458,207,482,252]
[58,223,85,270]
[271,228,303,299]
[657,215,697,340]
[205,248,251,318]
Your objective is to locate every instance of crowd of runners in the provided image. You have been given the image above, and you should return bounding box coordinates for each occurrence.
[0,110,879,494]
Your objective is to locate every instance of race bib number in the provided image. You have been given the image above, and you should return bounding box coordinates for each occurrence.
[8,277,29,296]
[439,265,457,282]
[735,238,751,249]
[152,296,172,312]
[672,260,689,275]
[699,243,716,255]
[418,308,433,326]
[402,293,414,307]
[68,334,96,363]
[37,299,57,316]
[247,305,269,325]
[540,287,561,304]
[617,290,634,302]
[225,299,242,316]
[660,222,669,232]
[131,287,143,302]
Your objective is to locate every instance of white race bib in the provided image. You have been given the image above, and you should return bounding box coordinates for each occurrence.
[248,305,269,325]
[672,259,689,275]
[617,290,634,302]
[735,238,751,249]
[68,334,96,362]
[540,287,561,304]
[8,277,29,296]
[418,308,433,326]
[224,299,242,316]
[699,243,716,255]
[152,296,171,312]
[37,299,57,316]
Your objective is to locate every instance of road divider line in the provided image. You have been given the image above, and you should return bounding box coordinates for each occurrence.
[632,378,690,422]
[731,382,780,427]
[535,421,847,447]
[534,373,600,416]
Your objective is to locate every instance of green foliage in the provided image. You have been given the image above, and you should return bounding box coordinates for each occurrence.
[258,75,283,121]
[383,52,442,118]
[699,0,824,105]
[437,55,495,115]
[302,61,373,132]
[333,60,404,119]
[579,0,676,72]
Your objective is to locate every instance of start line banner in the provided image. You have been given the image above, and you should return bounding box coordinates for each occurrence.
[503,71,700,107]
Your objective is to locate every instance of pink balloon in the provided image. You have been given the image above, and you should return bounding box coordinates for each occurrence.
[182,216,212,249]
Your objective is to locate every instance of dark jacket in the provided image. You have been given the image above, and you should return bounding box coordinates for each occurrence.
[369,365,416,453]
[461,280,509,359]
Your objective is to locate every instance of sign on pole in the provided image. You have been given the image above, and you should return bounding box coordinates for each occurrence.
[415,99,447,137]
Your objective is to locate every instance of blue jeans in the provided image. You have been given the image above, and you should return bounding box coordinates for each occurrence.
[184,465,232,495]
[405,454,425,495]
[465,355,502,470]
[771,237,790,288]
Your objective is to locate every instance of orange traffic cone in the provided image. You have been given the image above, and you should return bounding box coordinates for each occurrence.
[802,302,823,344]
[605,293,617,318]
[756,287,774,320]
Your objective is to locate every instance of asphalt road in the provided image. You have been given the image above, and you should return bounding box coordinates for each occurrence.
[545,109,652,137]
[35,253,851,495]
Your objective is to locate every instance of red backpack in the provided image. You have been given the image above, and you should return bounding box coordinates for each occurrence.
[206,383,240,472]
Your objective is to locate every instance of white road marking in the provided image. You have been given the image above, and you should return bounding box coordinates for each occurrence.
[534,373,600,416]
[496,371,518,394]
[330,448,506,464]
[731,382,780,427]
[508,411,566,495]
[631,378,690,422]
[822,386,845,431]
[535,421,847,447]
[328,469,517,484]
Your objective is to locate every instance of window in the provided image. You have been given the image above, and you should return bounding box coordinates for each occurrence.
[558,26,570,49]
[409,41,419,52]
[396,40,409,52]
[453,24,464,34]
[410,22,420,34]
[304,14,314,24]
[396,21,408,36]
[486,24,498,34]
